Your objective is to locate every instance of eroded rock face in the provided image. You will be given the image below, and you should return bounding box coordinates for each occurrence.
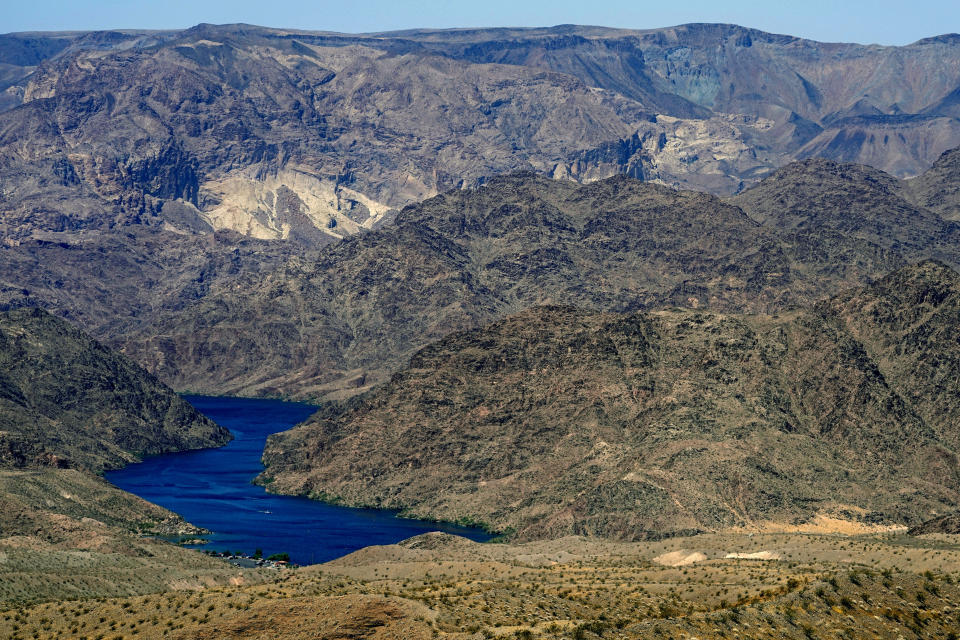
[0,29,644,245]
[3,159,960,401]
[256,262,960,541]
[2,23,960,245]
[2,24,960,401]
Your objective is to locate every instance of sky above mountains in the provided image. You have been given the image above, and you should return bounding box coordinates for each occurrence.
[4,0,958,45]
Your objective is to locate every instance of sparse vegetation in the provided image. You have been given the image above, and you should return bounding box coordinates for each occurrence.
[2,530,960,639]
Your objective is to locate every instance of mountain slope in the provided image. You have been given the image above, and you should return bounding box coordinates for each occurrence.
[0,307,230,472]
[257,263,960,540]
[4,160,960,401]
[0,307,241,587]
[0,27,647,243]
[730,159,960,280]
[107,173,824,398]
[906,146,960,220]
[817,261,960,449]
[2,22,960,246]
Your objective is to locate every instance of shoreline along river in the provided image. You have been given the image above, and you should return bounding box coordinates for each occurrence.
[106,395,492,565]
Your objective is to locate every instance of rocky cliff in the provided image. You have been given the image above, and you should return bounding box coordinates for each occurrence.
[2,23,960,246]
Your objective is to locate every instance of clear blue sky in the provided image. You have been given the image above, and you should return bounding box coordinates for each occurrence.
[4,0,957,46]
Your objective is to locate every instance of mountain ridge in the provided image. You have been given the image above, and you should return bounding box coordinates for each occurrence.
[4,155,960,401]
[0,306,237,570]
[3,21,960,246]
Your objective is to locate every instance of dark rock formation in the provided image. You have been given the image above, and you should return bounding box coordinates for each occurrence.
[0,307,231,472]
[257,262,960,540]
[4,157,960,400]
[909,512,960,535]
[907,146,960,220]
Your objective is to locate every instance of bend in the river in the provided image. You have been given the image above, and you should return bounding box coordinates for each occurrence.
[107,395,492,565]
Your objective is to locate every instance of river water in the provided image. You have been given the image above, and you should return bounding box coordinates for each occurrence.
[106,395,491,565]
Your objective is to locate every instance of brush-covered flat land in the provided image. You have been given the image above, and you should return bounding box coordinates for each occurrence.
[4,530,960,639]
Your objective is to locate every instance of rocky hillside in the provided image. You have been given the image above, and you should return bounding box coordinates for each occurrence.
[257,262,960,540]
[0,307,230,472]
[818,261,960,449]
[2,23,960,246]
[4,159,960,400]
[115,173,790,398]
[0,307,235,570]
[730,158,960,279]
[906,146,960,220]
[114,165,960,399]
[908,512,960,535]
[114,164,960,399]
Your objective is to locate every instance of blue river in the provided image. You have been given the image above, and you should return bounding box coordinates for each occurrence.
[106,395,491,565]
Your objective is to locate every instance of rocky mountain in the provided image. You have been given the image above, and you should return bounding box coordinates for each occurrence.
[906,145,960,220]
[730,158,960,280]
[417,24,960,178]
[818,261,960,450]
[0,25,644,245]
[2,22,960,401]
[256,262,960,540]
[0,306,235,571]
[113,164,960,399]
[3,158,960,400]
[0,307,230,472]
[2,23,960,246]
[114,173,791,398]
